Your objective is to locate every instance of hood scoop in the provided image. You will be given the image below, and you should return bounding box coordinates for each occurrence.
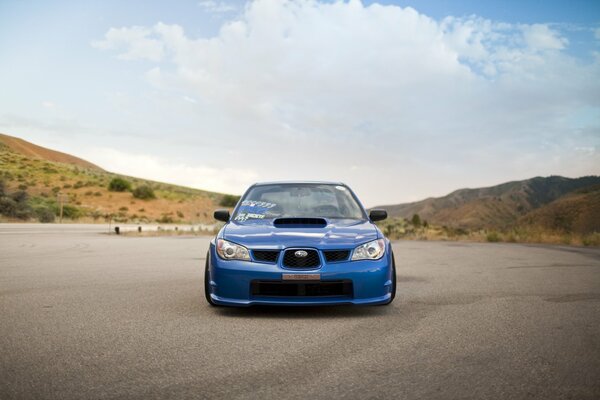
[273,217,327,228]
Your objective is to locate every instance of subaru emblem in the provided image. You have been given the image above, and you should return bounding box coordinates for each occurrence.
[294,250,308,258]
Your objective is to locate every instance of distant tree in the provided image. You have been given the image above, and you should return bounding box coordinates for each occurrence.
[411,213,421,227]
[423,220,429,228]
[220,194,241,207]
[0,180,5,197]
[108,177,132,192]
[132,185,156,200]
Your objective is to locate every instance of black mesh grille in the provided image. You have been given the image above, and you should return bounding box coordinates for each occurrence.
[251,280,353,297]
[282,249,320,268]
[252,250,280,263]
[323,250,350,263]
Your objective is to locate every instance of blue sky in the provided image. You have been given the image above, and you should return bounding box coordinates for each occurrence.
[1,0,599,205]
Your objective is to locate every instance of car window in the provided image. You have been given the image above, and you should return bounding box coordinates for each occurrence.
[233,184,365,221]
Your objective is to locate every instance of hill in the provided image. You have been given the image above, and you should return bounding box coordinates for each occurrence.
[0,133,237,224]
[0,133,102,170]
[518,185,600,235]
[377,176,600,231]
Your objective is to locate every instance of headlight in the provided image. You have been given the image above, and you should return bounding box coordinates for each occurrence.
[351,239,385,260]
[216,239,250,261]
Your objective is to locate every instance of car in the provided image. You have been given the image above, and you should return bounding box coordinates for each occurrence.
[204,181,396,307]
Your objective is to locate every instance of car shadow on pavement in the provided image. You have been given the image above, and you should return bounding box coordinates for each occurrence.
[212,304,394,319]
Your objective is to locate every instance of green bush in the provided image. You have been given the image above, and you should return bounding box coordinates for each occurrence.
[220,194,240,207]
[108,177,132,192]
[90,210,103,221]
[158,213,174,223]
[11,190,28,203]
[36,207,56,223]
[132,185,156,200]
[582,232,600,247]
[486,231,501,242]
[62,205,83,220]
[0,197,18,217]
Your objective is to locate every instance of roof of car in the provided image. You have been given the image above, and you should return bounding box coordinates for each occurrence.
[252,180,346,186]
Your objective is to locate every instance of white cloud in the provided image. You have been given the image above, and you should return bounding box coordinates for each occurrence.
[595,27,600,40]
[198,0,237,13]
[82,147,258,194]
[42,101,55,108]
[90,0,599,204]
[92,26,164,61]
[522,24,568,50]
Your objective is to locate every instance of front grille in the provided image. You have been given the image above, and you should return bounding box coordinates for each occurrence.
[282,249,320,268]
[323,250,350,263]
[252,250,280,263]
[251,280,353,297]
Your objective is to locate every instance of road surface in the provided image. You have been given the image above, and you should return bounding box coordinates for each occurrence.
[1,224,599,399]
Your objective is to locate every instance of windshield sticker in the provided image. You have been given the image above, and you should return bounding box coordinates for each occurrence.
[241,200,276,208]
[335,186,346,191]
[234,212,266,222]
[235,201,277,221]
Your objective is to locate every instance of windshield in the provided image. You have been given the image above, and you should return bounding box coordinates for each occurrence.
[233,184,365,222]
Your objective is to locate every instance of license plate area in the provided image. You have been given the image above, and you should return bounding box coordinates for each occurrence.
[282,273,320,281]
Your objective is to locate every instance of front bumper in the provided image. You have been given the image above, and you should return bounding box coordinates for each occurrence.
[207,244,394,307]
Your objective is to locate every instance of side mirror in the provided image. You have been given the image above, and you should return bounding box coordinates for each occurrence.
[214,209,230,222]
[369,209,387,222]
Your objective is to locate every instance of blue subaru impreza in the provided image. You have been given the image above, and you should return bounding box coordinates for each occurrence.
[204,181,396,307]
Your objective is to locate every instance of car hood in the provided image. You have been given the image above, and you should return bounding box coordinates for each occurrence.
[222,219,379,249]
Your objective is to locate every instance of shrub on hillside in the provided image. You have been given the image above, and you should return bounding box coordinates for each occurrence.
[108,177,132,192]
[486,231,501,242]
[0,189,32,220]
[132,185,156,200]
[0,197,18,217]
[220,194,240,207]
[36,207,56,223]
[158,213,174,223]
[62,205,83,220]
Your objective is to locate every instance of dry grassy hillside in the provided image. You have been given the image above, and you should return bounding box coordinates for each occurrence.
[375,177,600,246]
[0,133,102,170]
[519,185,600,235]
[378,176,600,230]
[0,134,237,224]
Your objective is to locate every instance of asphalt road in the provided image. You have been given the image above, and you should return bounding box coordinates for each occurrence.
[1,224,599,399]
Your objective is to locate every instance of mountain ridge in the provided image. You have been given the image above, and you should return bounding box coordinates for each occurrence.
[376,175,600,232]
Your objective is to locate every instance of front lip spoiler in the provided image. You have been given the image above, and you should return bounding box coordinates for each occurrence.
[210,293,391,307]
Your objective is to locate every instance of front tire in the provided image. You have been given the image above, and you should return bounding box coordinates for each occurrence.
[204,252,219,307]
